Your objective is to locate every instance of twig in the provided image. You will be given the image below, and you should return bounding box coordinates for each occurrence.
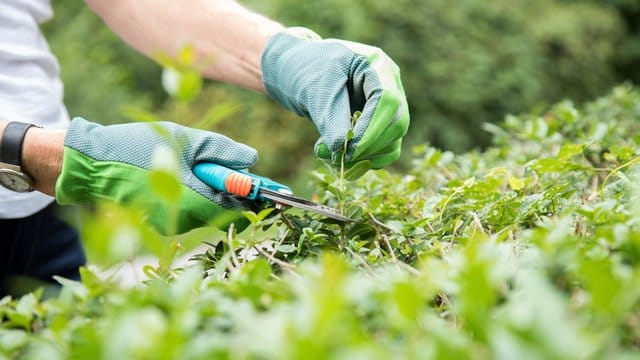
[227,224,241,269]
[225,260,236,276]
[438,165,456,180]
[586,175,599,202]
[380,231,421,275]
[600,155,640,194]
[469,211,486,236]
[381,235,420,275]
[279,213,298,232]
[345,247,375,274]
[269,228,289,260]
[369,213,420,275]
[253,245,297,271]
[380,232,400,267]
[368,213,397,233]
[396,261,421,276]
[510,230,520,258]
[425,220,436,233]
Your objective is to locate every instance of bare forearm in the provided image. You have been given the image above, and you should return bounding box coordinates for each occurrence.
[0,121,64,195]
[84,0,284,91]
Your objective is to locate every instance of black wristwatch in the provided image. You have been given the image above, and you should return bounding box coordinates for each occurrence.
[0,122,40,192]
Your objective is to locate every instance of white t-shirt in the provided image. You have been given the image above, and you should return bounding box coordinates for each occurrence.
[0,0,70,218]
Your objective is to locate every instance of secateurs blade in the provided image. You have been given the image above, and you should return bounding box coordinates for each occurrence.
[193,162,354,222]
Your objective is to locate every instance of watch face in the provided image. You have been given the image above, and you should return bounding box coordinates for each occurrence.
[0,168,33,192]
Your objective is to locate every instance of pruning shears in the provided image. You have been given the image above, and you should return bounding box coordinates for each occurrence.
[193,163,354,222]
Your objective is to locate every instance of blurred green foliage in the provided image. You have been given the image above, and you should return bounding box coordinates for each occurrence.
[251,0,627,151]
[42,2,164,122]
[43,0,638,180]
[582,0,640,84]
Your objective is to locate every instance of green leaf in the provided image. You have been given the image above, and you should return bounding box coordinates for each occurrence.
[351,111,362,125]
[193,102,240,129]
[607,146,636,163]
[161,67,181,97]
[508,174,526,191]
[149,170,182,202]
[0,329,27,352]
[149,145,182,202]
[278,244,296,253]
[386,220,405,233]
[346,205,364,220]
[256,208,276,222]
[177,44,196,66]
[242,211,260,225]
[177,71,202,102]
[368,195,384,211]
[120,105,160,122]
[557,143,584,160]
[346,129,355,142]
[528,158,585,173]
[345,160,372,181]
[158,240,182,271]
[161,67,202,102]
[347,223,376,239]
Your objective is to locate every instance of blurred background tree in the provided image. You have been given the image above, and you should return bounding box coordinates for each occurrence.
[43,0,639,183]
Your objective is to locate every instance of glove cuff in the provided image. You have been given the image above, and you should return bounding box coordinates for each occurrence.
[55,147,93,205]
[54,118,101,204]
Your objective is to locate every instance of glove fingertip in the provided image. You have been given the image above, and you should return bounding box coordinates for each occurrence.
[233,146,259,169]
[370,143,403,169]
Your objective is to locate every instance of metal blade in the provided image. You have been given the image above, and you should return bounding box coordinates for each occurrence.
[259,188,356,222]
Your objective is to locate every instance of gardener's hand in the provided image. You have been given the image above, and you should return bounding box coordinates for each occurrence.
[54,118,258,234]
[261,28,410,169]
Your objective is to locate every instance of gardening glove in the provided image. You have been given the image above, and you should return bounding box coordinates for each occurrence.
[261,27,410,169]
[55,118,258,234]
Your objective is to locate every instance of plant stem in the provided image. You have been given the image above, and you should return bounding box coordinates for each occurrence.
[599,155,640,194]
[339,141,347,213]
[336,132,351,249]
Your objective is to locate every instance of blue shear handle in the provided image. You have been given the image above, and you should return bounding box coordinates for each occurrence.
[192,163,291,201]
[193,162,241,195]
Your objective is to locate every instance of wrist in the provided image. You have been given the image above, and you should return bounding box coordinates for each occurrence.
[21,126,66,195]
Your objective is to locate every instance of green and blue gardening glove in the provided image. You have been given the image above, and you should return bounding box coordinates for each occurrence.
[55,118,258,234]
[262,27,410,169]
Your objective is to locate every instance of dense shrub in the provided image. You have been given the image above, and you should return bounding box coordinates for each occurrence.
[2,85,640,358]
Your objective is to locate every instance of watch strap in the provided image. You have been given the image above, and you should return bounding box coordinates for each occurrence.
[0,122,38,166]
